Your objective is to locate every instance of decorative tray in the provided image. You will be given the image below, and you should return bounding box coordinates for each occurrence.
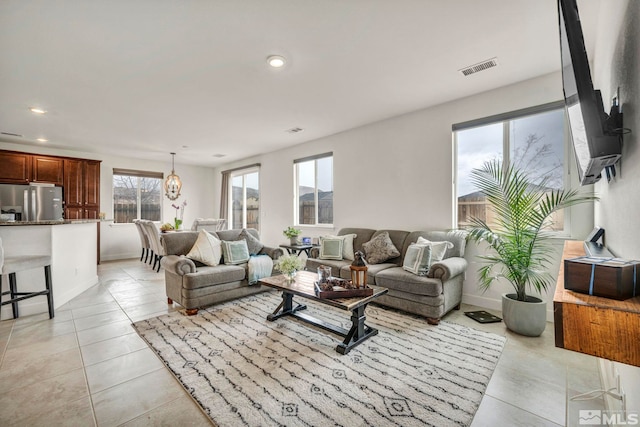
[314,278,373,299]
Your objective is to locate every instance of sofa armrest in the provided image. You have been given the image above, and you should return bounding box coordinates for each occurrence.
[259,246,285,260]
[161,255,197,276]
[428,257,468,281]
[309,247,320,259]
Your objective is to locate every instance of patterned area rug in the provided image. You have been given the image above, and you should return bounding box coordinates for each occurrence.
[133,292,505,427]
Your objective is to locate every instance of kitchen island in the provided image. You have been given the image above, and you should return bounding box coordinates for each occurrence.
[0,220,99,319]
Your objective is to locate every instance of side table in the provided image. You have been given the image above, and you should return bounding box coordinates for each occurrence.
[279,244,319,257]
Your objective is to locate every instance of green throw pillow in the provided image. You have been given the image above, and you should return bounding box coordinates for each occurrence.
[221,239,250,265]
[319,237,344,260]
[402,243,432,276]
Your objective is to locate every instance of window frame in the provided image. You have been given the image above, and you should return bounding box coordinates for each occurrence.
[453,101,573,237]
[112,168,163,224]
[227,166,260,231]
[294,152,334,227]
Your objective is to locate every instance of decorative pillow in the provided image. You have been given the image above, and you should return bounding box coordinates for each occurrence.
[321,233,357,260]
[221,239,250,265]
[238,228,263,255]
[319,237,344,260]
[186,230,222,266]
[403,244,432,276]
[416,237,454,262]
[362,232,400,264]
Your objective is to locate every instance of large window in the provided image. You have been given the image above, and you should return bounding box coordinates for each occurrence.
[113,169,163,223]
[229,168,259,230]
[455,103,567,231]
[295,153,333,226]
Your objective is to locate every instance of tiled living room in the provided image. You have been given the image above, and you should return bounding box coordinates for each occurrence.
[0,259,605,426]
[1,0,640,426]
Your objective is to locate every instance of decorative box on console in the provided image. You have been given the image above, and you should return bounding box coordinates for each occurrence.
[564,256,640,300]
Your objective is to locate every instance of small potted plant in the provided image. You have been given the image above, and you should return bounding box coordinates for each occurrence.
[172,200,187,230]
[274,254,305,281]
[283,226,302,245]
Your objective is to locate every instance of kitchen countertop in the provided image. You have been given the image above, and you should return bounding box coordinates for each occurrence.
[0,219,102,225]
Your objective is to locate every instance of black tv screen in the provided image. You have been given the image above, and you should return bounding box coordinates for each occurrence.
[558,0,621,185]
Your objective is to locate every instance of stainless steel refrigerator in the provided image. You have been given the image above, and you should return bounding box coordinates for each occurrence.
[0,183,64,221]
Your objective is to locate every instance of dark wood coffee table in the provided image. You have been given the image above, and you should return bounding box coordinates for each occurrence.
[259,270,388,354]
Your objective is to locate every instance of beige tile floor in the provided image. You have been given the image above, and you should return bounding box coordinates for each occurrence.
[0,259,603,426]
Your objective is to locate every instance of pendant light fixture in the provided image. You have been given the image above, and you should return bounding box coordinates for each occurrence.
[164,152,182,200]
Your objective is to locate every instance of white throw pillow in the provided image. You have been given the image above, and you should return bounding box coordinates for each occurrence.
[403,243,432,276]
[416,237,454,262]
[321,233,357,260]
[186,230,222,266]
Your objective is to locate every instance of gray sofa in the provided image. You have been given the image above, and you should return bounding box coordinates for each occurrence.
[305,228,467,324]
[160,228,284,315]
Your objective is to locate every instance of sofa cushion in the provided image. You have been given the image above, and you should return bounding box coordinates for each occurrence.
[338,262,396,285]
[182,264,247,290]
[162,231,204,256]
[186,230,222,266]
[238,228,264,255]
[221,240,250,265]
[362,231,400,264]
[416,237,454,262]
[319,236,344,260]
[305,257,350,274]
[338,228,376,253]
[402,243,432,276]
[375,267,443,297]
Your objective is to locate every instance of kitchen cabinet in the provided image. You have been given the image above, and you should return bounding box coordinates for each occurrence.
[0,151,31,184]
[63,159,101,220]
[32,155,64,185]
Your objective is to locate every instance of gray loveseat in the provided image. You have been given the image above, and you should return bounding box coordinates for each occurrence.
[305,228,467,324]
[160,228,284,315]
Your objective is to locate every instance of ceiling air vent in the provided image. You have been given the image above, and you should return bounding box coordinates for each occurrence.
[459,57,498,76]
[1,131,24,137]
[286,127,304,134]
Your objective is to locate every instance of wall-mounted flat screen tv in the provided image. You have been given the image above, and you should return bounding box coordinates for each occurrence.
[558,0,621,185]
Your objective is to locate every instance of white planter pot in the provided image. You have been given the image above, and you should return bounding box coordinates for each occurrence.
[501,293,547,337]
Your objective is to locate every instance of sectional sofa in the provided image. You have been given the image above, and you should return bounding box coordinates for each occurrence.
[305,228,468,324]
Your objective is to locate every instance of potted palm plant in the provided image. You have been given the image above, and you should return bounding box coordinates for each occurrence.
[465,160,596,336]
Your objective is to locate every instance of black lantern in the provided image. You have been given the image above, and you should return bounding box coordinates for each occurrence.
[350,251,368,288]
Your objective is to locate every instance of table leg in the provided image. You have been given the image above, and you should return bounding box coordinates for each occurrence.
[267,291,307,321]
[336,304,378,354]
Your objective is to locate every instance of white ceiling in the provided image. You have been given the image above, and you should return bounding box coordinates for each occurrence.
[0,0,602,167]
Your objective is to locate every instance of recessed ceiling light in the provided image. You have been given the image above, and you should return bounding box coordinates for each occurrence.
[267,55,286,68]
[29,107,47,114]
[212,154,226,158]
[36,138,48,142]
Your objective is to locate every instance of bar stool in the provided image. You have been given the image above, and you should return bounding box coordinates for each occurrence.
[0,237,54,320]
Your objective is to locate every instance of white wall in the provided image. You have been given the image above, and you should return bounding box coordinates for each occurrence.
[590,0,640,414]
[0,142,217,260]
[213,71,594,320]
